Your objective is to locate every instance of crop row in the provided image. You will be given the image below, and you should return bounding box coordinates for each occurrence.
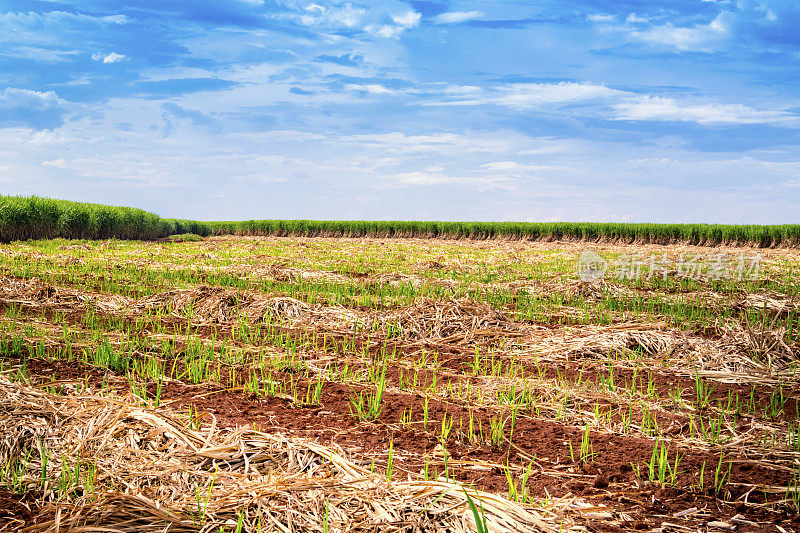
[4,248,799,351]
[0,195,207,242]
[3,195,800,246]
[3,312,799,512]
[205,219,800,247]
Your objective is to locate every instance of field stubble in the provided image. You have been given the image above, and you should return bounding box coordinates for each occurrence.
[0,236,799,532]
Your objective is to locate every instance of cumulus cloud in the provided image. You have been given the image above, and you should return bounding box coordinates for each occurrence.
[392,11,421,28]
[293,4,421,39]
[366,25,403,38]
[433,11,482,24]
[365,10,420,39]
[629,13,730,52]
[0,87,59,110]
[92,51,127,63]
[297,4,366,29]
[590,11,731,52]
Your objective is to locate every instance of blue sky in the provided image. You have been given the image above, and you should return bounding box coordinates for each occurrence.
[1,0,799,223]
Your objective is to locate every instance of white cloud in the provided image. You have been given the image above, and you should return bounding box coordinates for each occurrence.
[103,52,126,63]
[518,141,571,155]
[366,11,420,38]
[393,168,455,186]
[345,84,395,94]
[590,10,731,52]
[587,14,615,23]
[366,24,405,38]
[625,13,649,24]
[92,51,127,63]
[440,84,482,95]
[3,111,800,223]
[0,87,61,110]
[335,132,517,155]
[391,166,511,188]
[613,96,798,125]
[428,82,621,109]
[423,79,799,127]
[433,11,482,24]
[478,160,565,177]
[42,156,174,183]
[101,15,128,25]
[292,6,420,38]
[296,4,366,29]
[41,158,67,168]
[628,13,730,52]
[498,82,619,107]
[0,11,129,51]
[480,161,520,171]
[0,11,128,32]
[392,11,421,28]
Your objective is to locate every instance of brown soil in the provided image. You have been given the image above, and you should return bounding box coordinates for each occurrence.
[0,489,41,532]
[5,289,797,428]
[19,358,797,504]
[5,298,797,450]
[17,356,799,532]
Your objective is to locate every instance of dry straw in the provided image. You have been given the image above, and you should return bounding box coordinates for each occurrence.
[0,377,554,532]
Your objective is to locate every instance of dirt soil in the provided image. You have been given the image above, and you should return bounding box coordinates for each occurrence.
[2,236,799,532]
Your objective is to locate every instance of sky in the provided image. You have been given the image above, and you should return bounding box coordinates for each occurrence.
[1,0,799,223]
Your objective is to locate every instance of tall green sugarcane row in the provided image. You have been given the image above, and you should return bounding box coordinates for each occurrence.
[0,195,208,242]
[205,219,800,247]
[2,195,798,246]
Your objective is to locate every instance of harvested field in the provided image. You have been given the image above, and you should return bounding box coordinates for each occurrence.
[1,235,799,532]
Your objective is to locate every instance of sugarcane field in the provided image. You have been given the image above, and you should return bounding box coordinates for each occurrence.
[4,1,800,531]
[0,233,798,532]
